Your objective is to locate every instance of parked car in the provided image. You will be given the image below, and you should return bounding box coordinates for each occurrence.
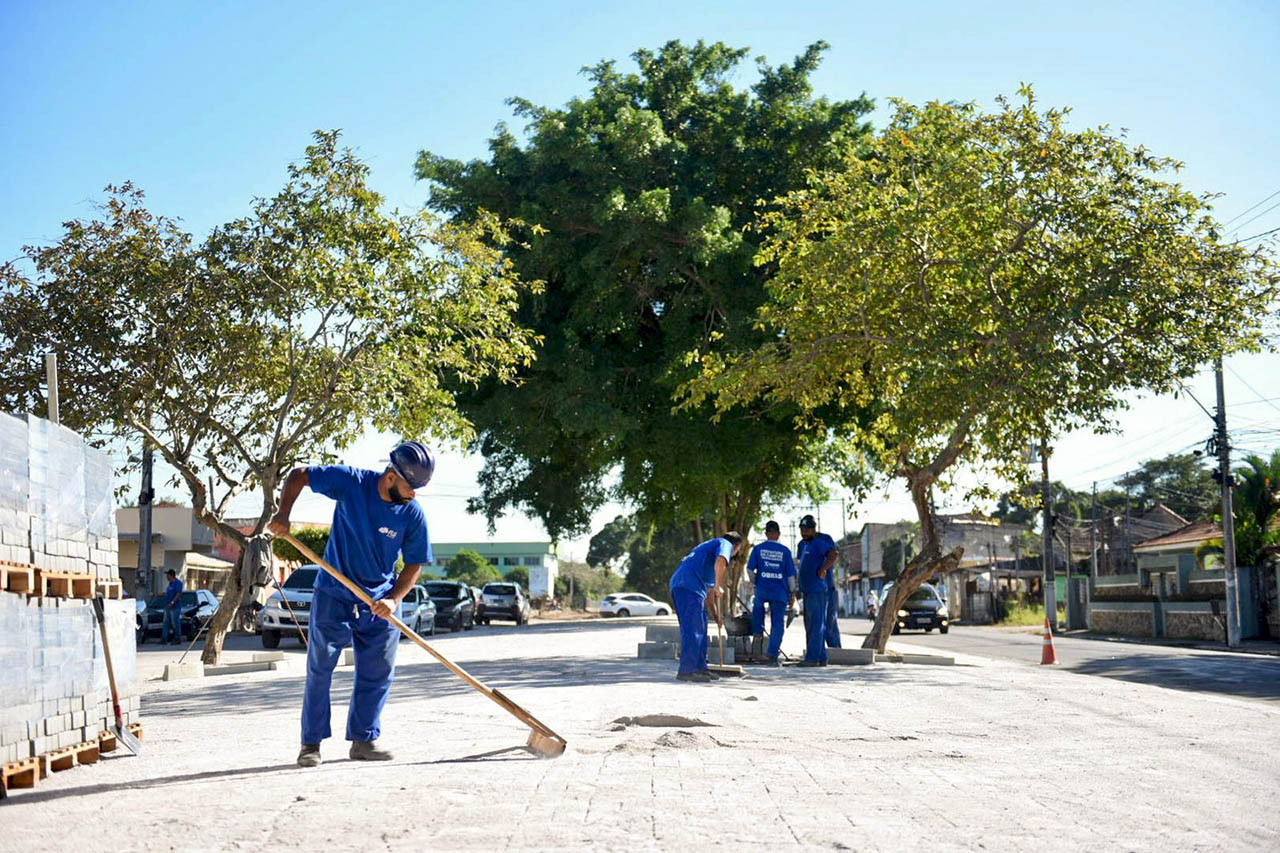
[478,582,530,625]
[134,598,148,644]
[400,584,437,636]
[881,582,949,634]
[139,589,219,643]
[424,581,475,632]
[599,592,671,618]
[258,565,319,648]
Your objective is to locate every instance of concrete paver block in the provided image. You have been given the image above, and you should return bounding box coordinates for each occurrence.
[252,652,285,662]
[644,625,681,643]
[163,662,205,681]
[341,648,356,666]
[637,642,675,660]
[827,648,876,666]
[204,661,273,677]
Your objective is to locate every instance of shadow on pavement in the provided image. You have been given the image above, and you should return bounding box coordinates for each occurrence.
[2,762,299,806]
[1066,654,1280,701]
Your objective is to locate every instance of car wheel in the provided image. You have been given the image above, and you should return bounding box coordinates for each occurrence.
[655,608,668,616]
[453,612,463,632]
[925,628,933,633]
[262,629,281,649]
[413,614,422,636]
[464,613,474,631]
[940,625,949,634]
[891,624,901,635]
[617,608,630,618]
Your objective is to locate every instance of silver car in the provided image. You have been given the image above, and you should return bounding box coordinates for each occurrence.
[478,582,530,626]
[258,565,318,648]
[400,584,437,636]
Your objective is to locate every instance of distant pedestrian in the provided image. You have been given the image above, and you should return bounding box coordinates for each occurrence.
[795,515,838,666]
[747,521,796,665]
[668,533,744,683]
[160,569,183,644]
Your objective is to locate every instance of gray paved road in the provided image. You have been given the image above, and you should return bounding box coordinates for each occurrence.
[837,617,1280,704]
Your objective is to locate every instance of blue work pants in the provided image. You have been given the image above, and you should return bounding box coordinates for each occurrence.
[802,588,828,664]
[161,606,182,643]
[751,597,787,658]
[301,590,400,744]
[671,585,708,675]
[825,587,842,648]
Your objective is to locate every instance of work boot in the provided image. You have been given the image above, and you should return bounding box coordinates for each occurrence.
[676,671,712,683]
[796,660,822,668]
[698,669,721,680]
[763,655,782,667]
[297,744,321,767]
[349,740,394,761]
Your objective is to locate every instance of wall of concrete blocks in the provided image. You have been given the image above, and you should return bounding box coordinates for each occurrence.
[0,413,134,766]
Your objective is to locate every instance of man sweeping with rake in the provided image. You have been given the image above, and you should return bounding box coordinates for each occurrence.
[268,441,434,767]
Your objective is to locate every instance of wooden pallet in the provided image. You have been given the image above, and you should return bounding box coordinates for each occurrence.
[35,569,96,599]
[95,578,123,600]
[0,561,35,594]
[1,756,39,796]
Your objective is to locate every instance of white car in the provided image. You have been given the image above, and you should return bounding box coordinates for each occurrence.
[600,593,671,618]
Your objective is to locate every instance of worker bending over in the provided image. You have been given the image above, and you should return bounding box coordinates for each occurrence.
[668,533,744,683]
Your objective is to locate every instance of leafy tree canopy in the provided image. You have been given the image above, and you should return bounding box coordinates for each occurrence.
[272,525,330,563]
[416,40,875,543]
[586,514,639,570]
[0,131,540,662]
[685,89,1276,650]
[445,549,502,587]
[503,565,530,589]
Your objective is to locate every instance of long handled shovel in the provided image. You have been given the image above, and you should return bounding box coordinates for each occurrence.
[91,596,142,755]
[280,532,566,758]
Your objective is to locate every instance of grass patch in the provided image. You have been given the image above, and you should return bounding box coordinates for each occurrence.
[999,602,1048,626]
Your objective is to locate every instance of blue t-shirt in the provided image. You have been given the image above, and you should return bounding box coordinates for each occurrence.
[747,540,795,602]
[796,533,837,593]
[309,466,431,603]
[163,578,183,607]
[669,538,734,593]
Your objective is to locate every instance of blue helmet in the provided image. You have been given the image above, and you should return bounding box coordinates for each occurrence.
[389,441,435,489]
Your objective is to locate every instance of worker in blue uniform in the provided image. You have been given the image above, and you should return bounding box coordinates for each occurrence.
[668,532,744,682]
[795,515,838,666]
[269,441,434,767]
[160,569,184,644]
[825,541,842,649]
[747,520,796,665]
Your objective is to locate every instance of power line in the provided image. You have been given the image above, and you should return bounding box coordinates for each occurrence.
[1221,189,1280,228]
[1229,198,1280,235]
[1238,225,1280,243]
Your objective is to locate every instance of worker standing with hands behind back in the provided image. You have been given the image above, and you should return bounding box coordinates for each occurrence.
[795,514,838,667]
[268,441,434,768]
[668,532,744,683]
[747,520,796,665]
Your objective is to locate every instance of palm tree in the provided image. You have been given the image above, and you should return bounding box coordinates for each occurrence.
[1196,450,1280,568]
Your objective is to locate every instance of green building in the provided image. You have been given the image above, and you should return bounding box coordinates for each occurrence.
[426,541,559,598]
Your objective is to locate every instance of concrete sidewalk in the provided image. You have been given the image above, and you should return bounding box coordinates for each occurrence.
[3,618,1277,851]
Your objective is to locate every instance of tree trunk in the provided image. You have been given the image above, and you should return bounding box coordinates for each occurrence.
[200,534,273,665]
[861,470,965,653]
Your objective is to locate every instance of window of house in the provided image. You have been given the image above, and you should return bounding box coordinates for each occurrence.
[523,556,541,566]
[504,557,519,566]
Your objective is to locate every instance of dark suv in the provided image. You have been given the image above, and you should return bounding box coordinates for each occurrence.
[478,582,530,626]
[424,581,475,632]
[140,589,219,642]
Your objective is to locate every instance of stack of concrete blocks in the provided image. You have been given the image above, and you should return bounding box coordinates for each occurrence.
[0,413,135,767]
[637,623,735,663]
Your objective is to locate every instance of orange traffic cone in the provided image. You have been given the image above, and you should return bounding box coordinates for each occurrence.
[1040,617,1059,665]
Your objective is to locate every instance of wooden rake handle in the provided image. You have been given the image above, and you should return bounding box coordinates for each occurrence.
[279,532,564,743]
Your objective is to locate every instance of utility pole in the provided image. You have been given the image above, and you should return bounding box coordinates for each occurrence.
[139,438,155,597]
[44,353,59,424]
[1090,482,1098,582]
[1040,442,1056,629]
[1215,356,1242,648]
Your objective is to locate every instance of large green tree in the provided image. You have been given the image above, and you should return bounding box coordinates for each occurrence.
[685,90,1276,651]
[0,132,539,663]
[445,549,502,587]
[415,40,874,583]
[1115,452,1218,521]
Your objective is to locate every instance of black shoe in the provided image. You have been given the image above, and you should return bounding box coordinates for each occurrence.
[297,744,321,767]
[797,660,822,668]
[763,656,782,667]
[676,671,713,683]
[349,740,393,761]
[697,669,721,680]
[818,661,829,667]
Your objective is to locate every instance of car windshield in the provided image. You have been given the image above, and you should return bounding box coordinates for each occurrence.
[146,596,165,608]
[425,583,460,597]
[897,586,939,604]
[284,568,318,590]
[484,584,516,595]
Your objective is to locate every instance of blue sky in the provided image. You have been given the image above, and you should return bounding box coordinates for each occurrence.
[2,1,1277,555]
